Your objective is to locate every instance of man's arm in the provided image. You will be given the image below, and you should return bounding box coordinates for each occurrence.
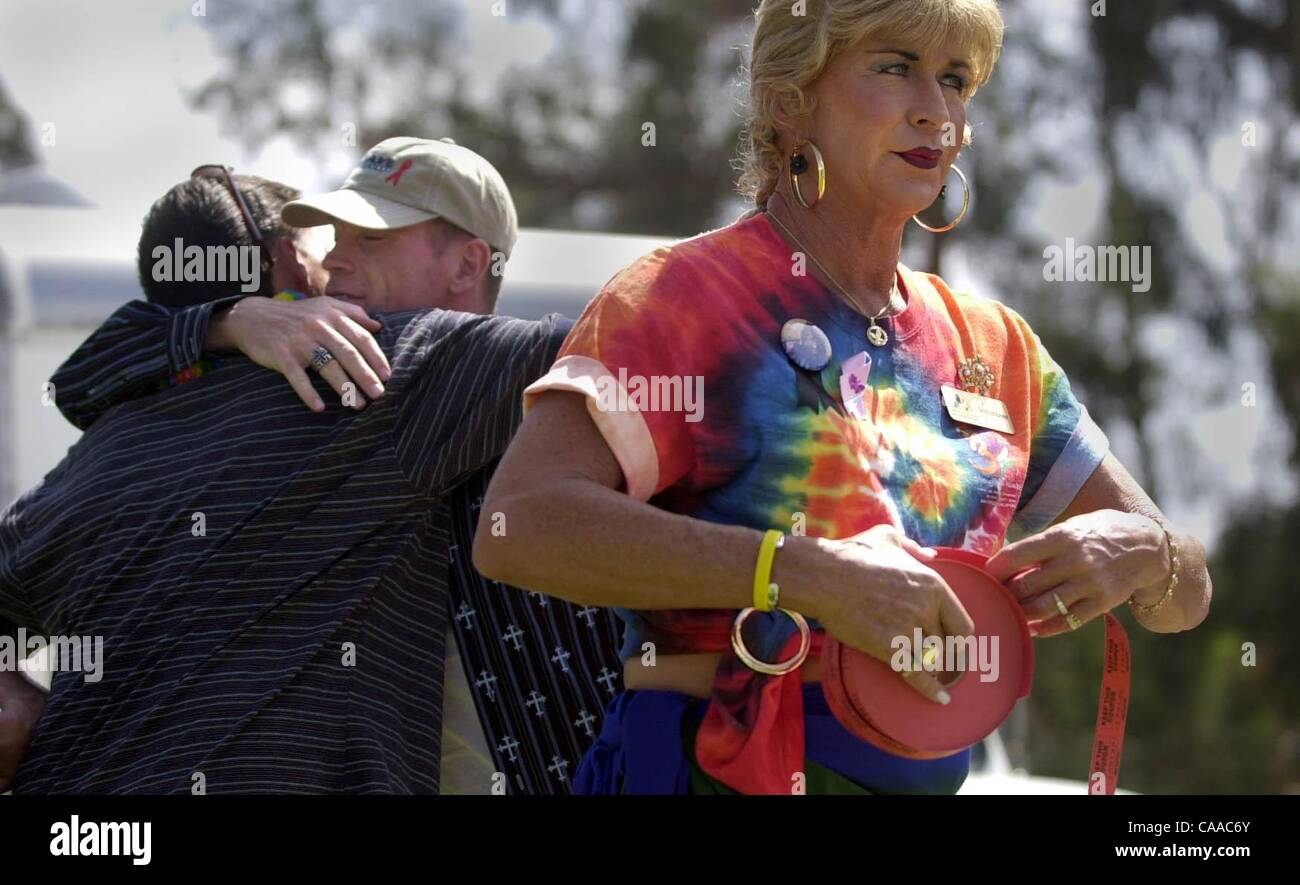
[389,312,573,498]
[0,665,46,792]
[49,296,243,430]
[0,491,46,792]
[50,295,392,429]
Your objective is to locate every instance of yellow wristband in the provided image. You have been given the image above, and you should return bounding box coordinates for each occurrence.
[753,530,785,612]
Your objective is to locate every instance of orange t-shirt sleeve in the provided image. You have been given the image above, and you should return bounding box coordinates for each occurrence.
[522,254,697,501]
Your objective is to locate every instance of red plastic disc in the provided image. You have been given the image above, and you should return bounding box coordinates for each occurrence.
[821,547,1034,758]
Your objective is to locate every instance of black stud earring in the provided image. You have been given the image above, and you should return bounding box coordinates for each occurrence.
[790,152,809,176]
[939,184,948,200]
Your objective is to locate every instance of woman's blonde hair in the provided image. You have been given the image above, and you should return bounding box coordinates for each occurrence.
[737,0,1005,208]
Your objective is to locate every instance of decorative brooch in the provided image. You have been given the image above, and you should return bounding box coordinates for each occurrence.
[957,355,996,396]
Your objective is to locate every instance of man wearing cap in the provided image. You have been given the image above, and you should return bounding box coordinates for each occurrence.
[282,136,513,316]
[0,137,621,793]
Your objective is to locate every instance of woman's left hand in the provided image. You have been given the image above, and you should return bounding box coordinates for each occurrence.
[983,509,1171,637]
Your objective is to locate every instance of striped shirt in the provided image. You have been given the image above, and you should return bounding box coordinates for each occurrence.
[0,299,622,793]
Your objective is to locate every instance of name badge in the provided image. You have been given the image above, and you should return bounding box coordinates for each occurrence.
[941,384,1015,434]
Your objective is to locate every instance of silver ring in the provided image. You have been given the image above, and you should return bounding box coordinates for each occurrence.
[309,346,334,372]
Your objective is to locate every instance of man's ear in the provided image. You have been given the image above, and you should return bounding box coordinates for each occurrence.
[449,237,492,296]
[269,235,311,296]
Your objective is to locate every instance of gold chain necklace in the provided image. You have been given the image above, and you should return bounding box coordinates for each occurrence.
[766,207,903,347]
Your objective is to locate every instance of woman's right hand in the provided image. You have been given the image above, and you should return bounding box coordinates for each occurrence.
[797,525,975,705]
[206,295,391,412]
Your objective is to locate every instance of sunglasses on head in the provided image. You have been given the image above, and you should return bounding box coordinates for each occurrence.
[190,164,276,275]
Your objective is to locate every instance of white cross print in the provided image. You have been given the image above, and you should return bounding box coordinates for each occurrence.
[448,542,458,563]
[501,624,525,651]
[473,494,485,512]
[474,670,498,702]
[547,755,570,782]
[597,667,619,696]
[528,590,549,608]
[525,690,548,717]
[497,735,520,763]
[551,645,572,673]
[574,709,597,738]
[454,601,476,630]
[575,606,598,629]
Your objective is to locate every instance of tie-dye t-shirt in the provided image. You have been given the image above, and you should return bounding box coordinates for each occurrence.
[523,211,1109,662]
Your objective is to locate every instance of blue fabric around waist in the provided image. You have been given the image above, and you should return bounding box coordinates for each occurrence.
[574,682,971,795]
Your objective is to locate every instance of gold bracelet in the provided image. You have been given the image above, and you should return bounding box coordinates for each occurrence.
[1129,515,1180,616]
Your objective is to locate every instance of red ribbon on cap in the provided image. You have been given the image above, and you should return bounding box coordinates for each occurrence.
[385,159,413,186]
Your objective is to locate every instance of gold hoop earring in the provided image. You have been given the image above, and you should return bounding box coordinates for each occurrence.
[912,165,970,233]
[789,140,826,210]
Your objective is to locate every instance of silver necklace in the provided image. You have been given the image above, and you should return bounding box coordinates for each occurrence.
[766,207,904,347]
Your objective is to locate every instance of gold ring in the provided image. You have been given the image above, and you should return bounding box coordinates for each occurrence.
[731,607,811,676]
[922,646,940,670]
[1066,612,1083,631]
[1052,592,1071,618]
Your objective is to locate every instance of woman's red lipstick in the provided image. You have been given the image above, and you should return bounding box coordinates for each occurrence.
[896,148,942,170]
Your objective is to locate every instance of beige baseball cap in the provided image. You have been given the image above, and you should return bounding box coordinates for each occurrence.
[281,136,519,257]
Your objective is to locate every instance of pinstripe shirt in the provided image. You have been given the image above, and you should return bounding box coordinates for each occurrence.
[0,302,580,793]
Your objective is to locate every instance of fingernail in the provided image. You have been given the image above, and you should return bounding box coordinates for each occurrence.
[937,689,952,705]
[370,383,385,397]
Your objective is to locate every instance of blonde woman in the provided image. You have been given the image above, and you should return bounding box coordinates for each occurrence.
[474,0,1211,795]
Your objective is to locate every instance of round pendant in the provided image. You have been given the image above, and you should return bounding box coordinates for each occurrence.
[867,323,889,347]
[781,318,833,372]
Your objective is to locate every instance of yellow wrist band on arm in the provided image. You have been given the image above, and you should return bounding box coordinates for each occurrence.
[753,530,785,612]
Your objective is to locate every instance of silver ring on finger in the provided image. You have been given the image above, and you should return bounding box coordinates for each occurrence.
[309,346,335,373]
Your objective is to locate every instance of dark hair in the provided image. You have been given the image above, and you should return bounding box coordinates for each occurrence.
[136,174,301,307]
